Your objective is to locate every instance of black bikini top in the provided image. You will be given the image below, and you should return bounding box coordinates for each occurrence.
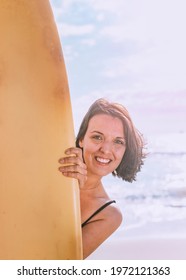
[81,200,116,228]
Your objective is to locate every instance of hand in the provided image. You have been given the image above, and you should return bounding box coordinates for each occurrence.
[58,147,87,189]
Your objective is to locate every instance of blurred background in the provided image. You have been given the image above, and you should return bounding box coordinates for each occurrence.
[50,0,186,254]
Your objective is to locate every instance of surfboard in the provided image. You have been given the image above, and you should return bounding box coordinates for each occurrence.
[0,0,82,259]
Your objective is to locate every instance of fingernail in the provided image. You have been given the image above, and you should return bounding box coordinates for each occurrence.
[59,167,65,172]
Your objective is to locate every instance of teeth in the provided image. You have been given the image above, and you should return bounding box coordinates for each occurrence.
[96,157,111,164]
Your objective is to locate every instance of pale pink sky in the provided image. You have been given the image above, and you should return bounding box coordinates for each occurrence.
[51,0,186,137]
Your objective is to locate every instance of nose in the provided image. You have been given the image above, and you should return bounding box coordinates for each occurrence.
[99,140,112,155]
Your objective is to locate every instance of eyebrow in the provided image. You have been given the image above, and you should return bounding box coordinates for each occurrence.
[90,130,103,135]
[91,130,125,140]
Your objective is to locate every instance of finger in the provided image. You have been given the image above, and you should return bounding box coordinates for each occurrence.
[58,158,87,173]
[59,156,86,168]
[61,171,87,183]
[59,164,87,175]
[65,147,83,158]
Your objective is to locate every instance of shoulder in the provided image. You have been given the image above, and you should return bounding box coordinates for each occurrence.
[82,199,123,230]
[81,200,122,258]
[88,200,123,231]
[103,202,123,230]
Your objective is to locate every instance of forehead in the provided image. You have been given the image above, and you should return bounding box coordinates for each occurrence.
[87,114,124,136]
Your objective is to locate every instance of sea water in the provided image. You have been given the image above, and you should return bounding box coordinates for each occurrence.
[103,132,186,238]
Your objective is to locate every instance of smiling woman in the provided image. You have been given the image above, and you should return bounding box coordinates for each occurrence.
[79,114,126,179]
[58,98,146,259]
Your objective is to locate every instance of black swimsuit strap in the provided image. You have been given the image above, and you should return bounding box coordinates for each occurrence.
[81,200,116,228]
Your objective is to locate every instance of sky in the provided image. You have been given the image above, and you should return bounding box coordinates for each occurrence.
[50,0,186,141]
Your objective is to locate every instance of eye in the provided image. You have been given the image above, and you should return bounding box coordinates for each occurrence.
[114,139,125,145]
[91,134,103,142]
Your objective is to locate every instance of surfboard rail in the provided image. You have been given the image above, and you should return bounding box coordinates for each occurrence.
[0,0,82,259]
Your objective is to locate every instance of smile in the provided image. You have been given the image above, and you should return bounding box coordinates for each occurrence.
[95,157,112,164]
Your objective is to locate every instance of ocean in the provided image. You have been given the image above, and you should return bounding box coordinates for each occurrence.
[103,132,186,239]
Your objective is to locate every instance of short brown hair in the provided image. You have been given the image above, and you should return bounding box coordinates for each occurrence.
[76,98,146,182]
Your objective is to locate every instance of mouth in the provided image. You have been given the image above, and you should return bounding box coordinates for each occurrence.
[95,156,112,164]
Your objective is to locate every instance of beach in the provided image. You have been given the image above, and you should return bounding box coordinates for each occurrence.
[87,219,186,260]
[87,237,186,260]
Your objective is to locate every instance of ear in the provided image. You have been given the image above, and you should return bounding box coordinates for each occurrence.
[79,138,84,148]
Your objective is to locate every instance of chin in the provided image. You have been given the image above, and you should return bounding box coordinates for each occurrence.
[91,167,113,178]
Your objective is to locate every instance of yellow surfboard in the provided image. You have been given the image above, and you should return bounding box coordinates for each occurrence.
[0,0,82,259]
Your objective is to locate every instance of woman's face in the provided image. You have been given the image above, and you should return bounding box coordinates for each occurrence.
[79,114,126,179]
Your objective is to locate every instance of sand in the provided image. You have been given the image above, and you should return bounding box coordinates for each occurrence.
[87,236,186,260]
[86,219,186,260]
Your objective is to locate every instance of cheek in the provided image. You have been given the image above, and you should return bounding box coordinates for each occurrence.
[83,140,98,153]
[115,148,126,162]
[82,144,93,161]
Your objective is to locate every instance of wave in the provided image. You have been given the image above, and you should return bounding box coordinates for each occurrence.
[150,152,186,156]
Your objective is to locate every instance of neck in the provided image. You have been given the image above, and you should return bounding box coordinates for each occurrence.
[81,175,102,191]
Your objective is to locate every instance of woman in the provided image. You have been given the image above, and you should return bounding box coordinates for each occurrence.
[58,98,146,259]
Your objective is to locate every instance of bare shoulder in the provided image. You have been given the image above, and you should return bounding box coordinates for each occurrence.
[88,200,123,230]
[103,202,123,230]
[82,203,123,258]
